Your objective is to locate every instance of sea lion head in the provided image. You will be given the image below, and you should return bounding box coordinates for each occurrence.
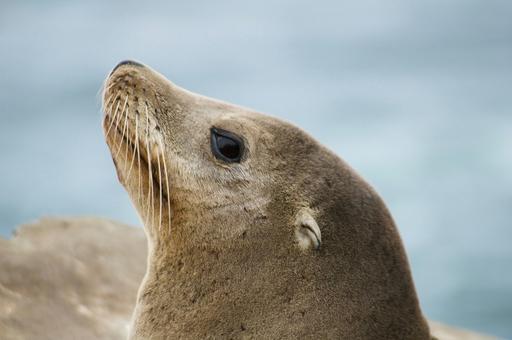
[102,61,431,339]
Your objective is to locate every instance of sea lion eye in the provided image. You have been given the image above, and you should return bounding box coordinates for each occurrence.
[210,127,244,163]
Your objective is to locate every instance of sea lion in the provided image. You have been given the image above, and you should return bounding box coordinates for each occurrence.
[102,60,432,339]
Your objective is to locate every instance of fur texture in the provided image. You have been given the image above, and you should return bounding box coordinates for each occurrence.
[102,61,431,339]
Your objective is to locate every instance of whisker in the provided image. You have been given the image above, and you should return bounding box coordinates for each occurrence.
[102,81,119,96]
[115,99,130,159]
[105,96,120,129]
[156,144,163,233]
[145,105,154,227]
[102,94,113,114]
[97,79,116,101]
[135,115,142,205]
[123,115,131,166]
[114,95,129,135]
[160,141,172,235]
[105,96,124,137]
[126,118,138,180]
[101,94,113,130]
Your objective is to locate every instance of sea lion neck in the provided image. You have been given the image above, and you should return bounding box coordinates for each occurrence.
[148,197,281,257]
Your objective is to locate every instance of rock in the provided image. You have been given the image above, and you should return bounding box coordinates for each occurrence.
[429,321,498,340]
[0,217,146,340]
[0,217,497,340]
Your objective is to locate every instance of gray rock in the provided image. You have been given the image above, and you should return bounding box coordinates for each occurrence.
[0,217,146,340]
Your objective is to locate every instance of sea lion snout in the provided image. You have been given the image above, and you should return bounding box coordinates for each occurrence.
[109,59,144,76]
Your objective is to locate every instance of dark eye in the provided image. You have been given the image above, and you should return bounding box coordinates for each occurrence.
[210,127,244,163]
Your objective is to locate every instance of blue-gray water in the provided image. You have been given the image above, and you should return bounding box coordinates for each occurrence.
[1,0,511,337]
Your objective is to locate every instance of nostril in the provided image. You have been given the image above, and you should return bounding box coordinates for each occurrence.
[110,60,144,76]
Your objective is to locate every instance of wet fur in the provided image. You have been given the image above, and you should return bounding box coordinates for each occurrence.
[102,62,431,339]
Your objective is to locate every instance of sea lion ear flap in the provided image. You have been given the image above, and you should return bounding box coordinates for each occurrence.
[294,208,321,251]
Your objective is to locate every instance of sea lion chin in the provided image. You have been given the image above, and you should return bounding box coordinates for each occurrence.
[102,60,432,339]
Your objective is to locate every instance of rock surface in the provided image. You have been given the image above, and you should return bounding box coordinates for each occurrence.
[0,217,146,340]
[0,217,498,339]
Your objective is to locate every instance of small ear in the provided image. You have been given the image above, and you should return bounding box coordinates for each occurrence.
[294,208,321,251]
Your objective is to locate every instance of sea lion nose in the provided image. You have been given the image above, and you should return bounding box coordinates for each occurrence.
[110,60,144,75]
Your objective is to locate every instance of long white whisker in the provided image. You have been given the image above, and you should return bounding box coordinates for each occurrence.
[98,80,117,102]
[106,96,122,133]
[101,94,113,130]
[135,115,142,205]
[113,95,128,145]
[126,119,138,180]
[156,144,163,233]
[105,96,124,137]
[103,80,118,94]
[124,114,131,166]
[145,106,154,228]
[115,99,130,158]
[102,94,113,114]
[160,141,172,235]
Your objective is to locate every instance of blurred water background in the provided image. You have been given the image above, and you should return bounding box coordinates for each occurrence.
[0,0,511,337]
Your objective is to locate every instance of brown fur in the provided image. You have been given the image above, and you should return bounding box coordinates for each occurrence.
[102,61,431,339]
